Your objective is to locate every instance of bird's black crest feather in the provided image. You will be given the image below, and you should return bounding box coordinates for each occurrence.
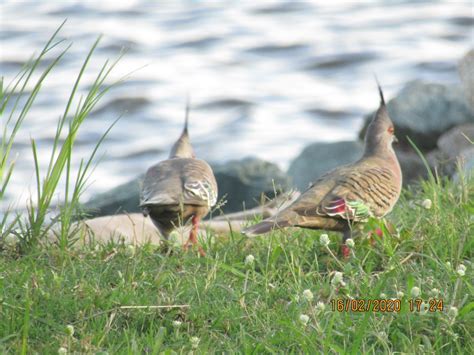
[183,95,190,133]
[373,75,386,106]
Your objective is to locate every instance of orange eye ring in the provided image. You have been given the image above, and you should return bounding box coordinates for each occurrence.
[388,126,394,134]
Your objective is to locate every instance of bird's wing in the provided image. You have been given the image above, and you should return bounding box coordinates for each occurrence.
[315,166,400,221]
[244,164,399,234]
[181,159,218,208]
[288,165,399,223]
[140,160,183,206]
[140,158,217,207]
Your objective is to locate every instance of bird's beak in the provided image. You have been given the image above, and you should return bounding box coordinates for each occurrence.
[393,135,399,143]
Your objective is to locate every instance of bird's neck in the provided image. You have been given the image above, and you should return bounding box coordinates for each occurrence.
[364,137,396,159]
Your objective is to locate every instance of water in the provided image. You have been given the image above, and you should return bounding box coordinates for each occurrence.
[1,0,472,211]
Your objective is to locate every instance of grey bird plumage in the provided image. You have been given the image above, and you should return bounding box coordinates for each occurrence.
[243,84,402,256]
[140,105,217,254]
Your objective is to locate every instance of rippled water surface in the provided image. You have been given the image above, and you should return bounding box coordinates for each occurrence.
[1,0,472,209]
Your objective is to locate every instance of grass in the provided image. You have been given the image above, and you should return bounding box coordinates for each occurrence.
[1,26,473,354]
[1,23,122,252]
[1,175,473,353]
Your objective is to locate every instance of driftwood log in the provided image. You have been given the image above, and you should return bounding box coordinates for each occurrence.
[49,191,300,246]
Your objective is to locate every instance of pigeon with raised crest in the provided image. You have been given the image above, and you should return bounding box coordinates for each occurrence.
[243,84,402,257]
[140,104,218,256]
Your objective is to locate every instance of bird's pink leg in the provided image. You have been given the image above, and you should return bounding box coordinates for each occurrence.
[341,244,351,259]
[183,216,205,256]
[341,229,351,259]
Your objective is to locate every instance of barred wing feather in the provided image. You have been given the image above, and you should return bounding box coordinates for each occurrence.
[184,179,218,207]
[317,167,399,221]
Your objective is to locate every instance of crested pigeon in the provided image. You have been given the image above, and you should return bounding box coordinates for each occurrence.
[243,85,402,257]
[140,105,218,256]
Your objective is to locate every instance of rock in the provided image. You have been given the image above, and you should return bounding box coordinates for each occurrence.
[83,157,291,217]
[459,49,474,111]
[426,149,450,176]
[455,147,474,181]
[287,141,364,191]
[359,80,474,151]
[437,124,474,159]
[211,157,291,213]
[83,177,143,217]
[395,148,429,184]
[450,146,474,182]
[425,124,474,177]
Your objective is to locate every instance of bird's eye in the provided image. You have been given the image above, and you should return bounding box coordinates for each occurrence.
[388,126,394,134]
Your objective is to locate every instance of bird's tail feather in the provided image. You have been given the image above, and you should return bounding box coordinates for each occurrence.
[242,219,290,237]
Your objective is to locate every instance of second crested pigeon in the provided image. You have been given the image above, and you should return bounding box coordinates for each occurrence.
[140,105,218,256]
[243,84,402,257]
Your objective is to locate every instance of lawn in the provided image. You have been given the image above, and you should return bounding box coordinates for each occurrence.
[1,176,473,353]
[1,26,472,354]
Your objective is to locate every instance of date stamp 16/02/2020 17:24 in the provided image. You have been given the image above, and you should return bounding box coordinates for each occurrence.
[330,298,444,313]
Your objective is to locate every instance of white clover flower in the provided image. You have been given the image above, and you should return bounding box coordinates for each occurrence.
[4,233,19,247]
[172,320,182,328]
[331,271,345,287]
[380,293,387,299]
[410,286,421,298]
[65,324,74,337]
[448,306,458,318]
[345,238,355,248]
[244,254,255,266]
[421,199,432,209]
[125,244,136,257]
[320,234,330,246]
[58,348,67,355]
[299,314,310,325]
[430,288,440,297]
[445,261,451,268]
[378,331,387,339]
[456,264,466,277]
[396,291,404,298]
[190,336,200,349]
[302,289,314,302]
[315,301,326,312]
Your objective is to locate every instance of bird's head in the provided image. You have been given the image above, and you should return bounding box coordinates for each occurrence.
[363,83,398,156]
[169,103,195,159]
